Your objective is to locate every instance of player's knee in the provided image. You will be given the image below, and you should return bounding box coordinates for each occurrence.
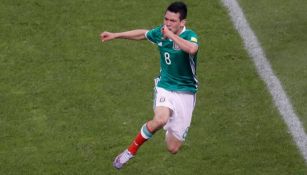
[153,114,168,127]
[153,117,167,128]
[153,107,171,127]
[167,145,180,154]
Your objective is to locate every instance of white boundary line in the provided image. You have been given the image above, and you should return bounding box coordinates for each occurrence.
[222,0,307,162]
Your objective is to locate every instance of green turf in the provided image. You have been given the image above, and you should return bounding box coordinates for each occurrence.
[0,0,306,174]
[238,0,307,128]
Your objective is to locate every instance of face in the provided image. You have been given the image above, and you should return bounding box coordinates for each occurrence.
[164,11,186,35]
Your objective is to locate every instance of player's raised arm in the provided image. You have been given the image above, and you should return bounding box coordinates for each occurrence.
[100,29,148,42]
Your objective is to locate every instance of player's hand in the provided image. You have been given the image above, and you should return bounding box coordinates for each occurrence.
[161,25,173,39]
[100,31,116,42]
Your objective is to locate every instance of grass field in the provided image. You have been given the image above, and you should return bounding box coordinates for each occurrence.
[0,0,306,174]
[238,0,307,128]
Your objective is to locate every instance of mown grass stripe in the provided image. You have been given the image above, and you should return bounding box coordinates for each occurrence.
[222,0,307,163]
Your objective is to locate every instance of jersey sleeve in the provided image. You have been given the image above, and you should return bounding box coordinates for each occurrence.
[188,31,199,46]
[145,26,162,44]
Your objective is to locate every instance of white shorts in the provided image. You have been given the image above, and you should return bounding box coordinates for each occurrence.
[154,86,196,141]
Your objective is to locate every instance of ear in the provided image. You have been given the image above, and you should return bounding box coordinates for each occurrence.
[180,19,186,27]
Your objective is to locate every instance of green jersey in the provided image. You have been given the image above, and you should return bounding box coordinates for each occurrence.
[145,25,199,93]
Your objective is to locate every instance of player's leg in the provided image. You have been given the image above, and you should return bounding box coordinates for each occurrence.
[113,86,174,169]
[113,120,154,169]
[126,106,171,155]
[165,131,183,154]
[148,106,172,131]
[163,92,196,155]
[113,106,172,169]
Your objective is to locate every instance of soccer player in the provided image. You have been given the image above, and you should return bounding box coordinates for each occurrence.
[100,1,199,169]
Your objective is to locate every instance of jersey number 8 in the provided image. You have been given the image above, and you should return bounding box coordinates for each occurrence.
[164,52,171,65]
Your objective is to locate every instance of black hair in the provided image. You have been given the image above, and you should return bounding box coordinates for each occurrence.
[166,1,187,21]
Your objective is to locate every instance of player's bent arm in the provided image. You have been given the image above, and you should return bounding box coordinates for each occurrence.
[169,34,198,55]
[101,29,148,42]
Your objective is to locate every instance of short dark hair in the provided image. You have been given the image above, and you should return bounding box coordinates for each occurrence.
[166,1,187,21]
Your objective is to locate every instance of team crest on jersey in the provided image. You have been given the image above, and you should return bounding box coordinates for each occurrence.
[173,43,180,50]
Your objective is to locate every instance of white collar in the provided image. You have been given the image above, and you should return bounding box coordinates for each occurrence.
[168,26,186,41]
[179,26,186,35]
